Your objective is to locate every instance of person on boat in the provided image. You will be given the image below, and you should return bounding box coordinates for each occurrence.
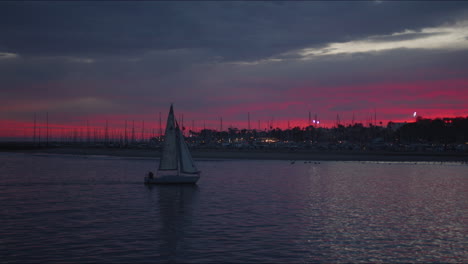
[148,171,154,179]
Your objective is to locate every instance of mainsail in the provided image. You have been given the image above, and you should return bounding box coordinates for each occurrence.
[158,105,178,170]
[146,104,200,184]
[158,104,199,174]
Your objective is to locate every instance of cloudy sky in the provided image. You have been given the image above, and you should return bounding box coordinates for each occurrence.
[1,1,468,137]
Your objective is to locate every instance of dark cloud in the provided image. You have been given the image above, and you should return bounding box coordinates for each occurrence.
[1,1,467,62]
[1,1,467,129]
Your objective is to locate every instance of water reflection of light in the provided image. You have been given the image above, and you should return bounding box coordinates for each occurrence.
[300,162,467,262]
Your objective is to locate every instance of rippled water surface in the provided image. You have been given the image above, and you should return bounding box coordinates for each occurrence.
[1,152,467,263]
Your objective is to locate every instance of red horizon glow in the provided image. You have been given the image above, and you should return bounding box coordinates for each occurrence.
[1,113,466,140]
[1,78,467,139]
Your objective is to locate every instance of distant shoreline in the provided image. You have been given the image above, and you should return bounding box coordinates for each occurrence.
[2,147,467,162]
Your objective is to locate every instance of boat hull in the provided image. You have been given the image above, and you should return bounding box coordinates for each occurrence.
[144,174,200,184]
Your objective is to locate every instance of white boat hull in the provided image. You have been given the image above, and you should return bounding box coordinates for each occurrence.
[144,174,200,184]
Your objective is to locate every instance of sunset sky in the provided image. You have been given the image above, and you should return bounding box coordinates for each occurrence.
[1,1,468,138]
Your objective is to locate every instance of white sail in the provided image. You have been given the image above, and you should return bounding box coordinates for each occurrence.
[177,125,199,174]
[158,104,178,170]
[146,104,200,184]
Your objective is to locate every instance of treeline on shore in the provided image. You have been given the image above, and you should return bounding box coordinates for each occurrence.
[1,117,467,153]
[189,116,468,144]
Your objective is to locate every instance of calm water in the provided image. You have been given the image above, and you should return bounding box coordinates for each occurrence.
[0,152,466,263]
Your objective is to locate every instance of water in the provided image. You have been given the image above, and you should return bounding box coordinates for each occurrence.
[0,152,466,263]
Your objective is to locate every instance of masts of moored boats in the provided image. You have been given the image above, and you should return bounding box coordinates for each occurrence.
[159,112,162,138]
[46,112,49,146]
[124,120,128,145]
[131,120,135,143]
[33,112,36,144]
[141,120,145,142]
[105,120,109,145]
[87,120,90,144]
[219,117,223,132]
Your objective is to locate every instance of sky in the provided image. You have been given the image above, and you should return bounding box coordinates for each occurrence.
[1,1,468,139]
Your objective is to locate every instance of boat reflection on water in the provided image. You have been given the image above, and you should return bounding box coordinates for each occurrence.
[146,184,199,262]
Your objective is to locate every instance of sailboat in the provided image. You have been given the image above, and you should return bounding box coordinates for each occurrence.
[144,104,201,184]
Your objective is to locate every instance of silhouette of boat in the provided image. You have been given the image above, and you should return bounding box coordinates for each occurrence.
[144,104,200,184]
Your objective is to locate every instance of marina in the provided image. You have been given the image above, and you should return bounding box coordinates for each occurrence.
[2,2,468,263]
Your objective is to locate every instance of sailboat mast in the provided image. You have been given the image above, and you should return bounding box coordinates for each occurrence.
[131,120,135,143]
[374,108,377,126]
[159,112,162,137]
[124,120,128,145]
[105,120,109,144]
[33,112,36,144]
[141,120,145,142]
[46,112,49,146]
